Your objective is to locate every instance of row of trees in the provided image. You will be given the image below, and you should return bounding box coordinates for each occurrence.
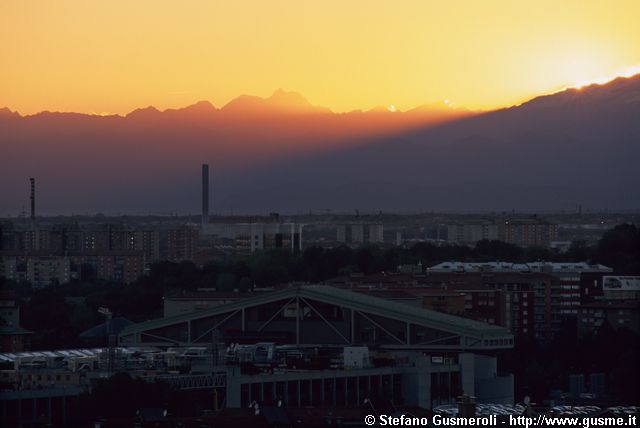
[107,222,640,293]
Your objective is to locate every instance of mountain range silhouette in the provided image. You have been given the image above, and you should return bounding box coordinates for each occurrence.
[1,76,638,214]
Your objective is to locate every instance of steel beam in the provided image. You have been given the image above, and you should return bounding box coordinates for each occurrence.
[356,310,406,345]
[257,298,295,332]
[192,310,240,343]
[301,297,351,344]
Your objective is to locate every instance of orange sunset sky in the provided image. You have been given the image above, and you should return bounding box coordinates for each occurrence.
[1,0,639,115]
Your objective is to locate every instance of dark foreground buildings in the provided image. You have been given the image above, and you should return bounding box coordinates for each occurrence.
[1,286,514,426]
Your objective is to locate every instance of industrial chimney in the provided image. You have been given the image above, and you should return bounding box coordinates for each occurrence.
[29,177,35,221]
[202,164,209,227]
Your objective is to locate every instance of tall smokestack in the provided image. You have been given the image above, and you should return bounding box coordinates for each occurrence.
[29,177,35,221]
[202,164,209,227]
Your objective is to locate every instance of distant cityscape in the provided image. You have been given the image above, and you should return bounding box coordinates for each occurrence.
[0,167,638,427]
[0,201,631,287]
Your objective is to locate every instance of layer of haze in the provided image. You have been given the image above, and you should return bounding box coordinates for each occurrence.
[1,0,639,115]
